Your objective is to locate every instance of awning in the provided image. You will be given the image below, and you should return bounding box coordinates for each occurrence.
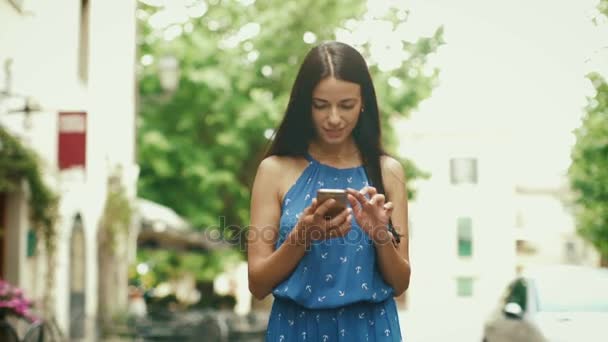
[135,198,227,252]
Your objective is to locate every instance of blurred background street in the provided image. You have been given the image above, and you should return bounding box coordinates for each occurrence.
[1,0,607,341]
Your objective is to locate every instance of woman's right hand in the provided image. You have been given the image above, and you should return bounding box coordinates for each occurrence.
[291,198,352,246]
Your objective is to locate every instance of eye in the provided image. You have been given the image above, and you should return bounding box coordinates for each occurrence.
[313,103,328,109]
[340,105,355,110]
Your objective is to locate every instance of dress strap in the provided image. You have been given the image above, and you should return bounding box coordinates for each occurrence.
[304,152,315,163]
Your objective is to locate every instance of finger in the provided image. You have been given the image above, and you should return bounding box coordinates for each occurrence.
[384,201,394,216]
[346,188,371,208]
[326,214,352,239]
[347,194,361,215]
[361,186,377,199]
[328,207,351,228]
[333,215,352,237]
[369,194,385,207]
[304,198,317,215]
[383,202,394,210]
[313,198,336,219]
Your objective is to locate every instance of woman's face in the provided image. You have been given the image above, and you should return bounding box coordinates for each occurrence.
[311,77,363,145]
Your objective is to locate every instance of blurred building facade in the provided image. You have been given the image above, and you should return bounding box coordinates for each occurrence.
[0,0,138,338]
[514,182,600,269]
[397,117,601,340]
[397,125,519,341]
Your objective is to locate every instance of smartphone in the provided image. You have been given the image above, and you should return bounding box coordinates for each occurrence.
[316,189,347,219]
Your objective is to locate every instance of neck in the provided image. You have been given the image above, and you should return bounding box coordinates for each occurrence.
[308,137,360,163]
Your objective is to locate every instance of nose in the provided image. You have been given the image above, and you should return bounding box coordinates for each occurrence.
[327,106,341,126]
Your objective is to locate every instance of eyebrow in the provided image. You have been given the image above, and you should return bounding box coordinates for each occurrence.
[312,98,358,103]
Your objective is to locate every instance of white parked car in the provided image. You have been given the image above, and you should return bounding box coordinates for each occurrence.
[482,265,608,342]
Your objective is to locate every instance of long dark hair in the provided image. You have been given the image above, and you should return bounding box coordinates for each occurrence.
[264,41,401,243]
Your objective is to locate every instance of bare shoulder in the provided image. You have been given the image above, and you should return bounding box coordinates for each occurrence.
[257,155,284,175]
[380,155,405,181]
[257,155,302,176]
[256,155,307,202]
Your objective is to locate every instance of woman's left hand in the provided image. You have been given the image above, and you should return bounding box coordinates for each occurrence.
[346,186,394,244]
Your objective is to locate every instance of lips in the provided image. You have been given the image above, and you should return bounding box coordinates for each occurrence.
[324,128,343,138]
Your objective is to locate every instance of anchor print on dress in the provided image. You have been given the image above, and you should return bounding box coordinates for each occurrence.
[368,319,375,326]
[317,295,326,302]
[279,335,285,342]
[339,256,348,264]
[355,266,362,274]
[384,329,391,336]
[322,335,329,342]
[338,290,345,297]
[325,274,333,282]
[285,198,291,206]
[301,332,306,340]
[321,252,328,259]
[361,282,369,291]
[305,285,312,293]
[288,320,294,326]
[317,181,324,187]
[304,193,311,201]
[358,312,366,319]
[356,245,364,252]
[347,177,353,183]
[340,329,345,337]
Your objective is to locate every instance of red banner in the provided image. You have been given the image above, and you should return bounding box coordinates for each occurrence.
[58,112,87,170]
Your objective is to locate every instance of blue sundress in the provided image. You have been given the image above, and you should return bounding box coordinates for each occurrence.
[265,153,403,342]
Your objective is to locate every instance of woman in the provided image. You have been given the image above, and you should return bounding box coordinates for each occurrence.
[247,41,411,341]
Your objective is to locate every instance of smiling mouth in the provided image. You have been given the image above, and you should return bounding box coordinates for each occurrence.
[324,128,344,137]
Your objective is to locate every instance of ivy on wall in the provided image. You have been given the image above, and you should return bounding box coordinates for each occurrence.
[0,125,58,254]
[0,125,59,325]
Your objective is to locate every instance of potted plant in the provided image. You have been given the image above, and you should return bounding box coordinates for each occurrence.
[0,280,40,323]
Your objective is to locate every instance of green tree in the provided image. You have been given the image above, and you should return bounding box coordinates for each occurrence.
[568,0,608,264]
[569,73,608,264]
[137,1,442,231]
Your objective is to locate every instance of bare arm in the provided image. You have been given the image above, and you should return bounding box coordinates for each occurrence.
[246,157,309,300]
[374,157,411,296]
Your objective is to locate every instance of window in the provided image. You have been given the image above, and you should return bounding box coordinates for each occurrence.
[564,240,577,263]
[78,0,90,83]
[457,277,474,297]
[450,158,478,184]
[457,217,473,257]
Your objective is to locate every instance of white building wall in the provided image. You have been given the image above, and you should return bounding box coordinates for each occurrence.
[398,128,517,341]
[0,0,137,336]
